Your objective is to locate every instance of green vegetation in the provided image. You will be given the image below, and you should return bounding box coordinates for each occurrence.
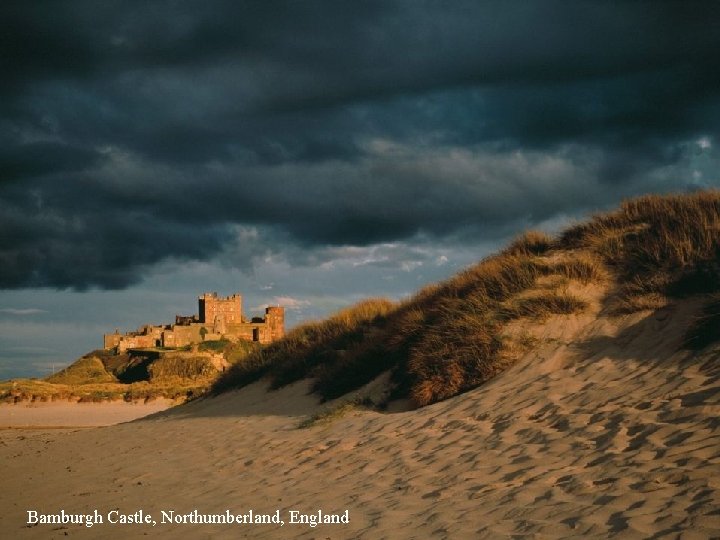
[198,338,260,363]
[2,345,239,403]
[197,339,229,352]
[148,354,216,381]
[214,191,720,408]
[0,378,208,404]
[46,354,117,385]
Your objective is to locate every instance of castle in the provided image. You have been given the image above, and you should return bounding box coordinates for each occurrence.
[103,292,285,353]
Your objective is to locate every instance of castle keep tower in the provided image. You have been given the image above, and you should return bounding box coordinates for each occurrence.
[198,292,243,331]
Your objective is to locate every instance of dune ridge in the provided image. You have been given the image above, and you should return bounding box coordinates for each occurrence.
[213,191,720,411]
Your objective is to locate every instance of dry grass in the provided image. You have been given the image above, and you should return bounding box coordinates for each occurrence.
[393,252,596,406]
[501,291,589,322]
[215,250,596,407]
[405,312,505,406]
[218,250,590,407]
[541,253,607,285]
[608,292,669,316]
[504,230,553,256]
[212,298,396,394]
[322,254,544,405]
[560,191,720,311]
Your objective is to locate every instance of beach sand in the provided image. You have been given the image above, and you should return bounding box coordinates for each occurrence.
[2,300,720,538]
[0,399,176,428]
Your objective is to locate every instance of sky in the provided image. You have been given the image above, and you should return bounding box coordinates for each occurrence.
[1,1,719,378]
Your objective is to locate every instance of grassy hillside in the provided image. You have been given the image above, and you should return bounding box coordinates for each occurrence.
[46,354,118,385]
[1,340,259,404]
[213,191,720,407]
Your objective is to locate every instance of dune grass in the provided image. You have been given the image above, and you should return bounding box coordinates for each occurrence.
[540,253,606,285]
[560,191,720,309]
[608,290,669,315]
[207,192,720,407]
[310,252,594,406]
[500,291,589,322]
[214,244,593,406]
[503,230,553,256]
[211,299,395,394]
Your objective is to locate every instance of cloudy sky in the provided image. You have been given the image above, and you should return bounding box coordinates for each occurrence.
[1,1,719,378]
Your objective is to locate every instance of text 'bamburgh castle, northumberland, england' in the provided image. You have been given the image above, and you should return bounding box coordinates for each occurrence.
[103,293,284,353]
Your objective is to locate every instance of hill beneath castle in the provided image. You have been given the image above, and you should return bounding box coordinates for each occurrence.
[2,191,720,537]
[0,339,258,406]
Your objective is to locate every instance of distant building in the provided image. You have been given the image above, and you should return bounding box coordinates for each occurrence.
[103,292,285,353]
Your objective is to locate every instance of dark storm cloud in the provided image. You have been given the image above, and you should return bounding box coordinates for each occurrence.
[0,137,105,183]
[0,170,233,289]
[1,1,719,289]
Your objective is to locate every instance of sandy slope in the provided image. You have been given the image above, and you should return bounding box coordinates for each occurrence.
[2,300,720,539]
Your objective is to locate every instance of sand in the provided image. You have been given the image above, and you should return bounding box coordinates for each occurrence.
[0,399,176,428]
[2,299,720,539]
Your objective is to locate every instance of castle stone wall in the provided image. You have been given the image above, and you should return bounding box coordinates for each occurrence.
[117,334,156,353]
[162,323,205,348]
[103,333,122,349]
[265,306,285,342]
[104,292,285,351]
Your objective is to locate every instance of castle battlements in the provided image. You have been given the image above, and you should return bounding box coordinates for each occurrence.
[103,292,284,353]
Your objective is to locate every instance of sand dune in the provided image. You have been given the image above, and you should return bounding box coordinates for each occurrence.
[2,299,720,539]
